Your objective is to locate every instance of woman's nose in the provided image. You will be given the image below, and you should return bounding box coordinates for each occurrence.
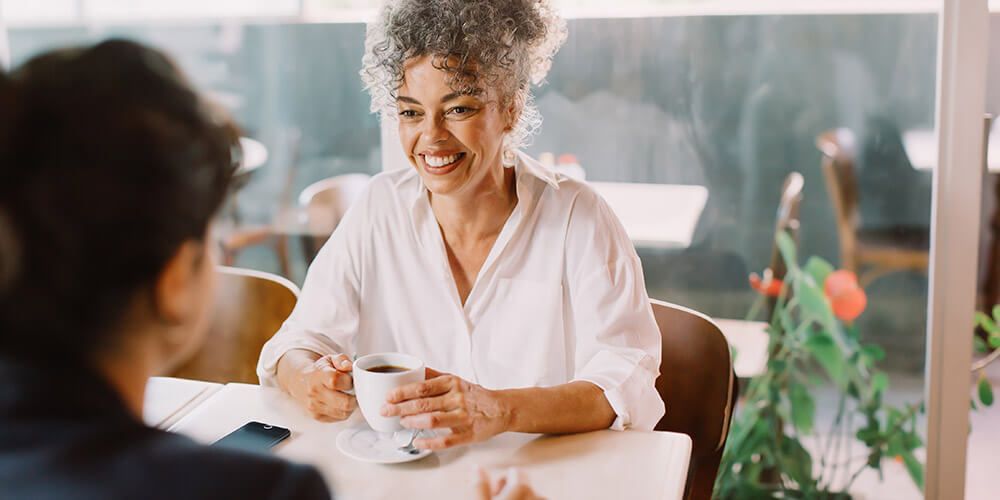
[421,115,449,143]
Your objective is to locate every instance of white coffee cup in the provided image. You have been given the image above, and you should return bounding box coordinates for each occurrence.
[353,352,425,433]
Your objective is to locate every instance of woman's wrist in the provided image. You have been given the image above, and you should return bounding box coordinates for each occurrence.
[275,349,321,399]
[493,388,519,434]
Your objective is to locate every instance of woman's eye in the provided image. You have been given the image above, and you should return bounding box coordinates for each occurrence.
[399,109,419,118]
[448,106,473,116]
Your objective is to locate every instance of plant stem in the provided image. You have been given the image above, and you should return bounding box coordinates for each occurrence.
[971,347,1000,372]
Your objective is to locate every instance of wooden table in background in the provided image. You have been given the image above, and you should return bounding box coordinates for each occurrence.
[903,129,1000,310]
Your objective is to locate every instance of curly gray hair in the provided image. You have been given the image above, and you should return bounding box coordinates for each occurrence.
[360,0,567,151]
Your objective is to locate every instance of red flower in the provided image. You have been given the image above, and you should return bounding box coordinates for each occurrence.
[824,270,868,322]
[749,270,783,297]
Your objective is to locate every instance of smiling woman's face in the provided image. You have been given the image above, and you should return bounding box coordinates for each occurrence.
[396,55,513,198]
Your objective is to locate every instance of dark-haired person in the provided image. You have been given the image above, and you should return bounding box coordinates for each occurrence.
[0,39,335,500]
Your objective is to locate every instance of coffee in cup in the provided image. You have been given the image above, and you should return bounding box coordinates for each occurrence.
[352,352,424,433]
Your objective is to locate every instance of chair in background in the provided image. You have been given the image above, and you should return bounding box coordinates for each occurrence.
[817,128,929,287]
[712,172,804,380]
[297,173,371,263]
[170,266,299,384]
[651,299,737,500]
[219,130,302,278]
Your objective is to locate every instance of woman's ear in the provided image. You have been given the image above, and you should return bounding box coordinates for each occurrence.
[505,101,520,132]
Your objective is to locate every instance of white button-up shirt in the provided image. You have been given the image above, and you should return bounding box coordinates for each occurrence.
[257,152,665,430]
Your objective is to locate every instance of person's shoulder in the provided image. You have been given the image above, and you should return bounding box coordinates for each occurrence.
[137,431,331,500]
[353,167,418,215]
[368,167,418,196]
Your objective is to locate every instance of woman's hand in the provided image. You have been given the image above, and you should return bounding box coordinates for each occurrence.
[476,468,543,500]
[277,350,357,422]
[381,368,511,450]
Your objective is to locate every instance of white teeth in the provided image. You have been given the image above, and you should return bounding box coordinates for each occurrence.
[424,153,461,167]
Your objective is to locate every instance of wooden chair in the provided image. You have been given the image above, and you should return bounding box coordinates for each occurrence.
[652,299,737,500]
[170,266,299,384]
[712,172,803,380]
[768,172,805,283]
[817,128,929,287]
[297,173,371,263]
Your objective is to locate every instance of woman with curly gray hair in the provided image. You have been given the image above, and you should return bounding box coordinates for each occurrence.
[258,0,664,452]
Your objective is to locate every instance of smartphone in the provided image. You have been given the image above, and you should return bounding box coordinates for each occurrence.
[212,421,290,453]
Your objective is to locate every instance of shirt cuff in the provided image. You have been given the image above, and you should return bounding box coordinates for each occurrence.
[572,350,664,431]
[256,330,346,386]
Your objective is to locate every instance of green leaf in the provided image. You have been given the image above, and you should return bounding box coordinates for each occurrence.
[847,381,861,399]
[978,377,994,407]
[779,437,815,486]
[804,256,834,287]
[862,344,887,362]
[789,383,816,434]
[768,358,787,373]
[902,451,925,490]
[872,372,889,395]
[974,335,989,353]
[805,333,847,386]
[903,430,923,450]
[977,312,998,335]
[886,433,906,457]
[990,335,1000,350]
[775,231,799,273]
[994,305,1000,323]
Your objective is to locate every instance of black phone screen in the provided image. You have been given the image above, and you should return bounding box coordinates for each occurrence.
[212,421,291,453]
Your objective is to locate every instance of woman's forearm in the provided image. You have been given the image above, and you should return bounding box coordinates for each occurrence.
[496,381,616,434]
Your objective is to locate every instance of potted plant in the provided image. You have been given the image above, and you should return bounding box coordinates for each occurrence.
[715,232,999,498]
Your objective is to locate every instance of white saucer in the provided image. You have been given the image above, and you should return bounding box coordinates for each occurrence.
[336,427,433,464]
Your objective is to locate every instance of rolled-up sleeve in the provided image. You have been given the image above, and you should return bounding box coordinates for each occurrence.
[255,188,368,386]
[565,189,665,431]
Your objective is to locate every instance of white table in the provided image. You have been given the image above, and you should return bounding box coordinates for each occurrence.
[591,182,709,249]
[902,129,1000,173]
[142,377,222,430]
[168,383,693,500]
[712,319,770,378]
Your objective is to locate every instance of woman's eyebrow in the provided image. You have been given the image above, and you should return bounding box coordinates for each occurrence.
[441,90,483,102]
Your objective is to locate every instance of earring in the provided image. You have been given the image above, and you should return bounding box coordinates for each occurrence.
[502,149,516,168]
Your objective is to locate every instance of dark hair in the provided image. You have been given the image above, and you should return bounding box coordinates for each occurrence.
[0,39,238,360]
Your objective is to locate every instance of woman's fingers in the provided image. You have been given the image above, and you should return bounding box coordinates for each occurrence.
[386,375,454,404]
[326,353,354,372]
[414,427,474,450]
[382,393,455,417]
[400,409,469,429]
[476,468,493,500]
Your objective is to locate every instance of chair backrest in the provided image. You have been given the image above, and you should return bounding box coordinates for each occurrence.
[170,266,299,384]
[651,299,737,500]
[297,173,371,257]
[817,128,859,269]
[768,172,805,281]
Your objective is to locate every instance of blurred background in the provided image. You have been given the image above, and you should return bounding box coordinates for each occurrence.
[6,0,1000,496]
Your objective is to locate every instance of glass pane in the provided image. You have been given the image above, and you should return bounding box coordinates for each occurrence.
[520,8,938,499]
[7,2,995,498]
[7,19,380,282]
